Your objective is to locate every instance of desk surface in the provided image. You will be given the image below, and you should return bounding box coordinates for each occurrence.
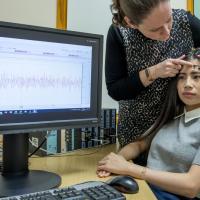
[29,144,157,200]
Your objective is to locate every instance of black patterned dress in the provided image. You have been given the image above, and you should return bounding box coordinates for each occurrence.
[105,9,200,147]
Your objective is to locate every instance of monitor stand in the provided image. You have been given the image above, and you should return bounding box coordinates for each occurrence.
[0,133,61,197]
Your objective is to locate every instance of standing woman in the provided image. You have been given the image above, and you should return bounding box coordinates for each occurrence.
[106,0,200,157]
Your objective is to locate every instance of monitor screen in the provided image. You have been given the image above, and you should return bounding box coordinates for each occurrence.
[0,21,103,197]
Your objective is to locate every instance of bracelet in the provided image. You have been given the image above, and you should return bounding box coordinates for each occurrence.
[140,166,147,179]
[144,68,150,79]
[144,68,154,82]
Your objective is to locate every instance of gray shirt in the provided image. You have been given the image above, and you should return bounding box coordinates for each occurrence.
[147,108,200,173]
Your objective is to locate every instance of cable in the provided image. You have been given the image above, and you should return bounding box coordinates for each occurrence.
[28,137,47,157]
[29,131,59,156]
[29,137,57,156]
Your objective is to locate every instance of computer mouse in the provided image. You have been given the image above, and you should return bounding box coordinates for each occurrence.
[107,175,139,194]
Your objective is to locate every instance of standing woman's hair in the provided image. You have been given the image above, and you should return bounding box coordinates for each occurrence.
[139,48,200,140]
[111,0,169,26]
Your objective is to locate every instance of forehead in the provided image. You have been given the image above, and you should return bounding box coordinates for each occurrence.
[180,64,200,73]
[141,1,172,29]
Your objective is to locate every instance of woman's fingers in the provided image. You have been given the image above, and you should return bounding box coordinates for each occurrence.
[155,57,192,79]
[97,170,110,178]
[177,55,185,60]
[167,67,179,74]
[171,59,192,67]
[168,59,191,73]
[97,165,107,172]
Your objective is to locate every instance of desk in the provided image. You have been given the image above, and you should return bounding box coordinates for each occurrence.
[29,144,157,200]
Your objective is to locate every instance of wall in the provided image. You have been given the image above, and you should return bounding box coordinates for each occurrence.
[0,0,56,28]
[171,0,187,10]
[194,0,200,19]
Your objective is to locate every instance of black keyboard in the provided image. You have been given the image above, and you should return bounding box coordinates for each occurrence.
[1,181,126,200]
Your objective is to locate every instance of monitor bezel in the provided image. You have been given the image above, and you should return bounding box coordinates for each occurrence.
[0,21,103,134]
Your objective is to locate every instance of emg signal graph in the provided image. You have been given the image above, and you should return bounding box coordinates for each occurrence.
[0,37,92,111]
[0,72,82,90]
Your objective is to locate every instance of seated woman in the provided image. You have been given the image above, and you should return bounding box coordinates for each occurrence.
[97,48,200,200]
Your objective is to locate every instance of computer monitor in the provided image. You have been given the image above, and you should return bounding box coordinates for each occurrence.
[0,21,103,197]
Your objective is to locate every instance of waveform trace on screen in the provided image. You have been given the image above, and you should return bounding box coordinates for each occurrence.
[0,72,82,90]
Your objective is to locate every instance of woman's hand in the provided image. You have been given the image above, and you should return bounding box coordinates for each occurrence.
[97,152,133,177]
[151,56,192,79]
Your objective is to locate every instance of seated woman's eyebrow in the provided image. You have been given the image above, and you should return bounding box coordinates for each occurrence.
[191,71,200,75]
[192,65,200,70]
